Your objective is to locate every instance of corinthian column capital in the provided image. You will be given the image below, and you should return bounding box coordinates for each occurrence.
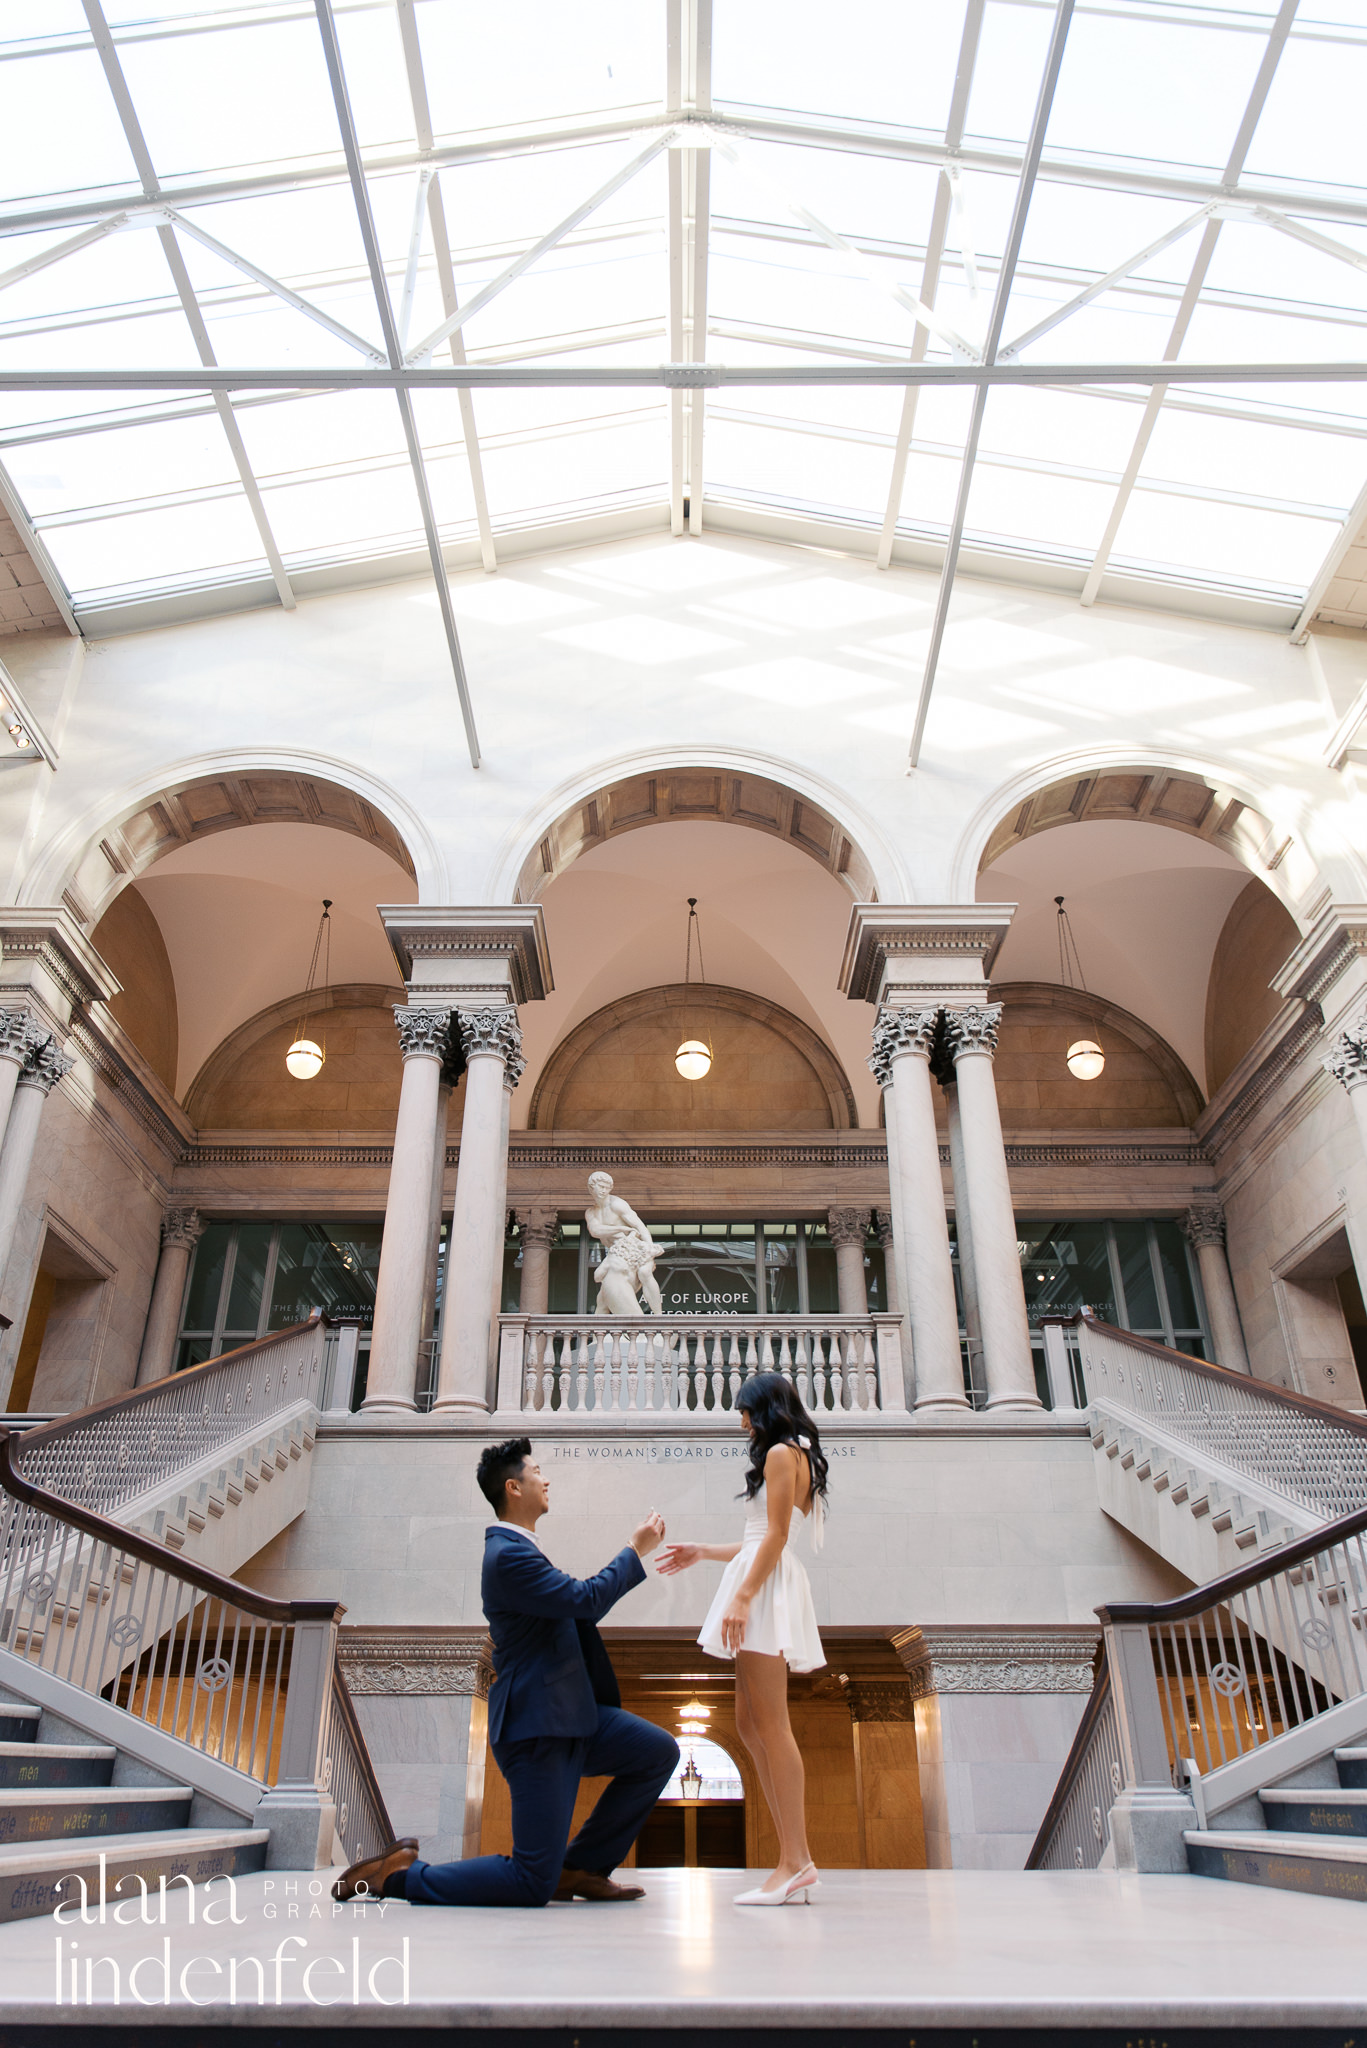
[515,1209,560,1252]
[826,1206,869,1249]
[458,1006,524,1086]
[1325,1019,1367,1093]
[393,1005,452,1061]
[0,1007,44,1069]
[161,1207,207,1252]
[944,1003,1003,1061]
[869,1005,940,1085]
[19,1034,75,1094]
[1182,1204,1226,1251]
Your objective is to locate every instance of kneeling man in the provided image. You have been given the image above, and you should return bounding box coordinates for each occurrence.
[334,1437,678,1905]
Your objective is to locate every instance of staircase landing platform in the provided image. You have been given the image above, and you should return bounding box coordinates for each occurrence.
[0,1866,1363,2037]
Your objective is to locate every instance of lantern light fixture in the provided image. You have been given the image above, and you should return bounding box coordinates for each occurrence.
[286,899,332,1081]
[1054,895,1105,1083]
[674,898,714,1081]
[679,1756,703,1800]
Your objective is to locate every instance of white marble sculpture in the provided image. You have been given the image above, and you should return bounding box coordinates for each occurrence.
[585,1171,664,1316]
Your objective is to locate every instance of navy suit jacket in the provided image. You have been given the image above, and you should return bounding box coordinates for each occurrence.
[481,1523,646,1746]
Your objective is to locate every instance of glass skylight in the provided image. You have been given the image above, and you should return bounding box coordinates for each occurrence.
[0,0,1364,630]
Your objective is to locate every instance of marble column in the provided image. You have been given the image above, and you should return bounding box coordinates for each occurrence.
[136,1208,206,1386]
[827,1207,869,1317]
[363,1007,452,1414]
[515,1210,560,1315]
[0,1034,74,1289]
[874,1210,898,1314]
[432,1007,523,1416]
[488,1054,522,1335]
[1326,1017,1367,1173]
[0,1009,41,1159]
[870,1007,966,1412]
[943,1005,1038,1411]
[942,1078,985,1401]
[1181,1204,1250,1374]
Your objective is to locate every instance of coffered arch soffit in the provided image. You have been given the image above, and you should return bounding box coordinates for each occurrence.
[30,760,430,927]
[962,761,1323,925]
[527,983,858,1132]
[510,765,882,908]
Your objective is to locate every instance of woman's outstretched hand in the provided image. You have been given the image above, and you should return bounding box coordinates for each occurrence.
[720,1591,751,1652]
[655,1543,700,1575]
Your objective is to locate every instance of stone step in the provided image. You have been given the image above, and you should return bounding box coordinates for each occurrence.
[0,1742,115,1790]
[1335,1747,1367,1789]
[1260,1787,1367,1837]
[0,1706,39,1742]
[0,1826,269,1924]
[0,1784,190,1847]
[1185,1828,1367,1903]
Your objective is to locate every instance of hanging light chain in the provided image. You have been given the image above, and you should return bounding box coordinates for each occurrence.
[1055,894,1105,1082]
[287,899,332,1081]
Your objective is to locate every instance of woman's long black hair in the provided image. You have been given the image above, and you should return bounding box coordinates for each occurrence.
[735,1373,830,1506]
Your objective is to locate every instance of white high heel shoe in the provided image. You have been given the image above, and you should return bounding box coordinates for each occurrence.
[734,1862,820,1906]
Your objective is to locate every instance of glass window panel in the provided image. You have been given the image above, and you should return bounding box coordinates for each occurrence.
[547,1247,579,1314]
[118,21,346,178]
[1113,1221,1161,1332]
[1045,15,1267,170]
[501,1247,521,1313]
[805,1243,840,1315]
[1154,1220,1202,1333]
[1136,408,1363,512]
[713,0,969,131]
[11,415,240,522]
[41,493,269,600]
[175,1336,216,1373]
[416,0,665,135]
[257,463,427,560]
[864,1246,888,1314]
[0,49,140,199]
[1017,1220,1118,1327]
[964,463,1116,555]
[652,1234,758,1315]
[964,0,1055,145]
[1108,494,1337,593]
[223,1221,273,1338]
[1243,36,1367,189]
[331,7,418,151]
[269,1221,383,1330]
[181,1222,232,1335]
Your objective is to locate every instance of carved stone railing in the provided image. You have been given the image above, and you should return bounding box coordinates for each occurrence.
[11,1319,328,1516]
[496,1315,905,1417]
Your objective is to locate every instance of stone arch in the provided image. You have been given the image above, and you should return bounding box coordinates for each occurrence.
[33,762,426,927]
[967,760,1321,921]
[527,984,857,1131]
[510,764,880,906]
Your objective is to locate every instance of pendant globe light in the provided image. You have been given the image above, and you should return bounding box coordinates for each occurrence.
[285,899,332,1080]
[1054,895,1105,1081]
[674,898,714,1081]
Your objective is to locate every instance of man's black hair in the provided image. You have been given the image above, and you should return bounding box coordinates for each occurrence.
[477,1436,533,1513]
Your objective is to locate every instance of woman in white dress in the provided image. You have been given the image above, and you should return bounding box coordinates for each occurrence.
[656,1372,828,1906]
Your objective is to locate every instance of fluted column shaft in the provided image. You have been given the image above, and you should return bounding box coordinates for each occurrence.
[0,1034,74,1291]
[364,1008,451,1413]
[945,1006,1039,1411]
[1182,1205,1250,1374]
[136,1209,206,1386]
[942,1080,984,1396]
[516,1211,560,1314]
[827,1208,869,1316]
[871,1008,966,1411]
[433,1008,523,1415]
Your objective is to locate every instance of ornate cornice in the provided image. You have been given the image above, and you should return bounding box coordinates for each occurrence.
[1270,904,1367,1012]
[895,1625,1100,1698]
[379,905,552,1006]
[184,1141,396,1166]
[338,1626,492,1698]
[68,1011,193,1160]
[840,905,1014,1005]
[944,1004,1003,1060]
[845,1679,915,1724]
[0,910,120,1013]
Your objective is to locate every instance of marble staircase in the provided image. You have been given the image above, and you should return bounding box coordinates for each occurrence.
[0,1695,267,1926]
[1185,1744,1367,1902]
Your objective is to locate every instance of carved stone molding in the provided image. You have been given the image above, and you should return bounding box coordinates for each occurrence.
[895,1625,1100,1699]
[826,1206,869,1248]
[1324,1018,1367,1094]
[840,907,1014,1005]
[874,1208,895,1249]
[19,1035,75,1095]
[0,1007,43,1068]
[845,1679,915,1723]
[514,1209,561,1251]
[1182,1203,1226,1250]
[869,1004,939,1086]
[943,1004,1003,1061]
[393,1005,453,1061]
[161,1206,206,1251]
[379,906,551,1006]
[458,1005,524,1083]
[338,1626,492,1699]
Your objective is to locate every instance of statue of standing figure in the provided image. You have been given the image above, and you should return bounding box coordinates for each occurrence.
[585,1172,664,1316]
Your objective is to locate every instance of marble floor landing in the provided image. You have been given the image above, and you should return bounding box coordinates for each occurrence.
[0,1865,1363,2035]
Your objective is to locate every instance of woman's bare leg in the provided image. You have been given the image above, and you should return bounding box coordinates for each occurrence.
[736,1650,813,1889]
[734,1658,781,1859]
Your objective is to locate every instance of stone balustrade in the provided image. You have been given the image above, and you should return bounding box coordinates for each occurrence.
[495,1313,905,1419]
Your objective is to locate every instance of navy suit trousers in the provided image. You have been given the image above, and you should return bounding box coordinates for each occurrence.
[404,1705,679,1908]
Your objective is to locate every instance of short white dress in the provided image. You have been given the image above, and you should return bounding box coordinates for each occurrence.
[698,1443,826,1673]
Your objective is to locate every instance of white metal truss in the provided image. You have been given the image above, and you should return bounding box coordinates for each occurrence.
[906,0,1078,771]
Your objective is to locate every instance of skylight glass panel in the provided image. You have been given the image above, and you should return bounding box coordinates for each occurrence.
[9,414,240,521]
[712,0,970,131]
[962,462,1114,555]
[1043,12,1267,171]
[1242,32,1367,190]
[476,414,666,525]
[0,48,140,199]
[964,0,1055,145]
[707,414,894,527]
[331,6,419,152]
[256,460,429,561]
[414,0,664,137]
[117,19,347,178]
[1107,495,1337,591]
[42,494,268,598]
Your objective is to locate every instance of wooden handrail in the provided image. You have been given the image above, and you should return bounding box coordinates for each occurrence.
[1098,1494,1367,1626]
[0,1429,344,1627]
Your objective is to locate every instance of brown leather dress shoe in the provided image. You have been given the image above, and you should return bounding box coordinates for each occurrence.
[332,1838,420,1902]
[554,1867,646,1901]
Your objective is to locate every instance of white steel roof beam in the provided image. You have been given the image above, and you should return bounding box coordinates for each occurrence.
[314,0,481,769]
[907,0,1077,771]
[685,0,713,538]
[394,0,496,572]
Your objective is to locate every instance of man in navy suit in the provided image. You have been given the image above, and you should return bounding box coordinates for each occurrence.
[333,1437,679,1906]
